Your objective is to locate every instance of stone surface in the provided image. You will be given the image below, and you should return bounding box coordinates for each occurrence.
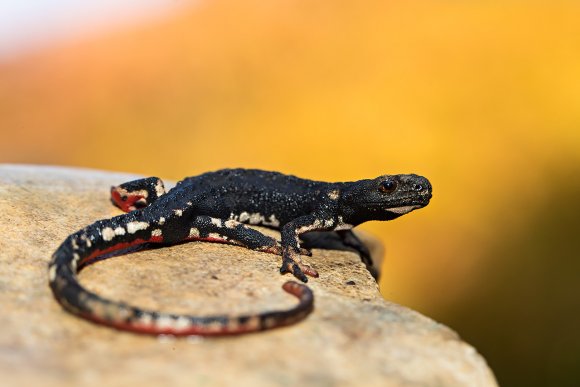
[0,164,497,387]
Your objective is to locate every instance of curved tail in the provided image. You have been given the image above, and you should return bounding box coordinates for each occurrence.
[48,214,313,336]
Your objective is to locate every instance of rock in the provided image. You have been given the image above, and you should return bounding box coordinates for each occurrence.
[0,164,497,387]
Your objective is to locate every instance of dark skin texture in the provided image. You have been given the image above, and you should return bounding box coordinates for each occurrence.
[48,169,432,336]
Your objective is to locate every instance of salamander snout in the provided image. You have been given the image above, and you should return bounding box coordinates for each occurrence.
[411,176,432,196]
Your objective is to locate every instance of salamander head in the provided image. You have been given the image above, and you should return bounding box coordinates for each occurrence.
[341,174,432,222]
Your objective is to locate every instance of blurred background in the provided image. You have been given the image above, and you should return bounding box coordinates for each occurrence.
[1,0,579,385]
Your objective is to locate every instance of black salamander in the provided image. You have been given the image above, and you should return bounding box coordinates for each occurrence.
[49,169,432,335]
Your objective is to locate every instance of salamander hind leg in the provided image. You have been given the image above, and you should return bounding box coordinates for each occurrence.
[111,177,166,212]
[337,230,378,279]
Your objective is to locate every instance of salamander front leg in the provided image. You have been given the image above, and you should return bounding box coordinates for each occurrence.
[280,214,337,282]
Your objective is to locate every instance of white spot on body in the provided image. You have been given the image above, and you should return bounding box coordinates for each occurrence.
[238,212,250,223]
[151,229,163,237]
[249,213,262,225]
[101,227,116,241]
[48,265,57,282]
[139,313,154,326]
[116,306,131,321]
[159,217,166,225]
[206,320,225,333]
[265,214,280,227]
[297,219,323,235]
[328,189,340,200]
[334,216,353,231]
[233,212,280,227]
[189,228,200,238]
[80,234,92,247]
[127,221,150,234]
[156,315,176,330]
[210,218,223,227]
[208,232,224,240]
[114,227,126,236]
[174,209,183,217]
[155,180,165,197]
[175,316,192,330]
[225,219,238,229]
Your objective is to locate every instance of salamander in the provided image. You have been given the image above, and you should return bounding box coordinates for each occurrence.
[48,169,432,336]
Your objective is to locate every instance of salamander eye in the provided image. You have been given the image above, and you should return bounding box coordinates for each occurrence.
[379,180,397,193]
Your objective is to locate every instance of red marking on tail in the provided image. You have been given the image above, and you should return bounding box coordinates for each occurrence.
[79,236,163,267]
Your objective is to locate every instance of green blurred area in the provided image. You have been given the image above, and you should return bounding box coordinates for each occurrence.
[1,1,579,384]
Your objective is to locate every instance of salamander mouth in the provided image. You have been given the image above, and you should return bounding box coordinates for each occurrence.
[387,205,422,215]
[364,196,430,210]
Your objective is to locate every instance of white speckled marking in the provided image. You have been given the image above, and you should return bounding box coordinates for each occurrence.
[233,212,280,227]
[209,232,223,240]
[126,221,149,234]
[156,315,176,330]
[206,320,225,333]
[175,316,192,330]
[136,189,149,198]
[159,217,166,225]
[114,227,126,236]
[139,312,154,326]
[116,306,131,321]
[238,212,250,222]
[324,219,335,228]
[334,215,353,231]
[174,209,183,217]
[225,219,238,229]
[101,227,116,241]
[297,219,321,234]
[249,213,262,224]
[151,229,163,237]
[80,234,92,247]
[48,265,57,282]
[189,228,200,238]
[264,214,280,227]
[155,180,165,197]
[328,189,340,200]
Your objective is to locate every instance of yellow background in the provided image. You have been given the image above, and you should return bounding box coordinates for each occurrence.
[1,1,579,385]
